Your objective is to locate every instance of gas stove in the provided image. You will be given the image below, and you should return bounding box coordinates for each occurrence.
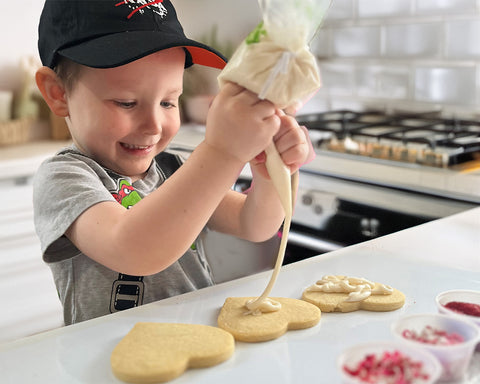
[296,110,480,204]
[297,110,480,168]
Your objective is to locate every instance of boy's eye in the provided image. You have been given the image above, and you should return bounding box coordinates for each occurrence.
[160,101,176,109]
[114,100,136,109]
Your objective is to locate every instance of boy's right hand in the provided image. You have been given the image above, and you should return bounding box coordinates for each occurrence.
[205,82,280,164]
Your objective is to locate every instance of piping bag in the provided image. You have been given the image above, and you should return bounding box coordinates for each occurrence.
[218,0,331,314]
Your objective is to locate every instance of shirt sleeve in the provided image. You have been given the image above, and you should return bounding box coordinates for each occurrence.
[33,153,116,262]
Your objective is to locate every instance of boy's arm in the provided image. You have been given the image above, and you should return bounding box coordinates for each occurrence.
[208,113,312,242]
[66,83,281,276]
[66,142,244,275]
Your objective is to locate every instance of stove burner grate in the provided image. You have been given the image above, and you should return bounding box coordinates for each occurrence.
[297,110,480,167]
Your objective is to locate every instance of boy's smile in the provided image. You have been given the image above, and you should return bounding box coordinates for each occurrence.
[64,48,185,181]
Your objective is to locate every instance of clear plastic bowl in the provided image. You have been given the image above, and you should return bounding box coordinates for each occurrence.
[338,340,442,384]
[391,313,480,382]
[435,289,480,327]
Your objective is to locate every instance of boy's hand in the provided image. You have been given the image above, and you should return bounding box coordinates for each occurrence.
[250,110,315,179]
[205,82,280,164]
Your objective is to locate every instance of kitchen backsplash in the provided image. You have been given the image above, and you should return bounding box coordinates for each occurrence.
[305,0,480,118]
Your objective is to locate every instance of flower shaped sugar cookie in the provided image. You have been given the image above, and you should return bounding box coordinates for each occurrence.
[302,275,405,313]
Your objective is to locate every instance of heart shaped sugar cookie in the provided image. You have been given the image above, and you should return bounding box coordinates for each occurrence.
[111,323,235,383]
[302,275,405,313]
[217,297,321,342]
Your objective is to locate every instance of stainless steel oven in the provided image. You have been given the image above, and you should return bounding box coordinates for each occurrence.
[285,110,480,263]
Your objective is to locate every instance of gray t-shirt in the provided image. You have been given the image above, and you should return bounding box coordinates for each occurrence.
[33,146,214,325]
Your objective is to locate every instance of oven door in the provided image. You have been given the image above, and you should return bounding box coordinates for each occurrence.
[285,171,477,263]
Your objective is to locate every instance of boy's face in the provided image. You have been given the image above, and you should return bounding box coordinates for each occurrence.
[65,48,185,181]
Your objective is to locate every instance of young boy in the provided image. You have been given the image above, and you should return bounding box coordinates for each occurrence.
[34,0,312,325]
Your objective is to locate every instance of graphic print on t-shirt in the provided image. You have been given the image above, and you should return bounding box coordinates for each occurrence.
[111,179,142,209]
[109,178,144,313]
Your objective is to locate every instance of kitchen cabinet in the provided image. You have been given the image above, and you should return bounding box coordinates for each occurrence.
[0,182,63,342]
[0,141,69,342]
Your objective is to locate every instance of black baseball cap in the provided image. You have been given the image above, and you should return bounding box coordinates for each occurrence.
[38,0,227,70]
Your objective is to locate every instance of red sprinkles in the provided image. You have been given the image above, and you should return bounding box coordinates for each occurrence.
[343,350,430,383]
[444,301,480,317]
[402,325,464,345]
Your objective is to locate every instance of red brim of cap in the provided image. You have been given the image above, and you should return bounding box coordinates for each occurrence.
[186,46,226,70]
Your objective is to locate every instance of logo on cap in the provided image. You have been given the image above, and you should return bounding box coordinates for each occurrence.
[115,0,167,19]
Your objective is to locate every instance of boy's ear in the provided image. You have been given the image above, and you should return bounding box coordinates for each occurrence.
[35,66,69,117]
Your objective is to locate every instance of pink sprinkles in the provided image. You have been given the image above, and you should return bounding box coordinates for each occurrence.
[402,325,464,346]
[343,350,430,383]
[444,301,480,317]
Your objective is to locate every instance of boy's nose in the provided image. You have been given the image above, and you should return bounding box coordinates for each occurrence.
[141,110,163,135]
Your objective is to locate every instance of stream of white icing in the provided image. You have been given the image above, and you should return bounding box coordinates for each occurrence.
[245,142,296,315]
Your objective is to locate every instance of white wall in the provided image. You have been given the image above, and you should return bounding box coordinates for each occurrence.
[311,0,480,116]
[0,0,44,92]
[174,0,261,45]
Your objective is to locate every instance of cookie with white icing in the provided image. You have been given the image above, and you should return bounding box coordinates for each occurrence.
[218,297,321,342]
[302,275,405,313]
[111,323,234,383]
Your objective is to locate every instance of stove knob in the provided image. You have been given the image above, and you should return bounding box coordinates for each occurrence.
[314,204,323,215]
[360,218,379,238]
[302,194,314,206]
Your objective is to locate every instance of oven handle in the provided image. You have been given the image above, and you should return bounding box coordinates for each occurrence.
[288,230,344,253]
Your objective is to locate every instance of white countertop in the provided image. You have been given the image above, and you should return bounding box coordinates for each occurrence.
[1,207,479,383]
[0,140,70,183]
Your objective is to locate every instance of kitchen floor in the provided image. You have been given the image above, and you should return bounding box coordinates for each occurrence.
[0,181,64,344]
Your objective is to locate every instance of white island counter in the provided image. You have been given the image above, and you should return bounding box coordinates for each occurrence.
[0,207,479,383]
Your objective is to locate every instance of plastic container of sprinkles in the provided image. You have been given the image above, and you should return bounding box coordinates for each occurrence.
[338,340,441,384]
[436,290,480,327]
[391,313,480,382]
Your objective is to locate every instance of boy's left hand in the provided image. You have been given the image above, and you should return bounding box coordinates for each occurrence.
[250,110,315,179]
